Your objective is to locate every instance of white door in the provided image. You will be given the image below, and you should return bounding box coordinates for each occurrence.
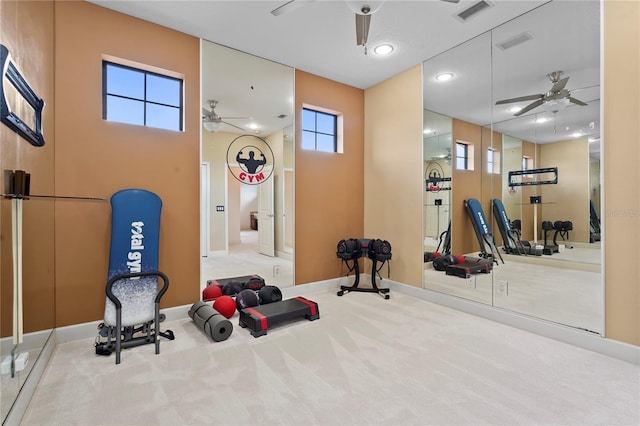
[258,167,275,257]
[200,163,210,257]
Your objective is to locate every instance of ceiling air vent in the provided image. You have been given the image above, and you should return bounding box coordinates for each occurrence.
[277,114,287,119]
[456,0,494,22]
[496,32,534,51]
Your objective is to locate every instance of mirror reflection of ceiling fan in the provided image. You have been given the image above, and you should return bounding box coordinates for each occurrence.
[496,71,588,117]
[202,100,249,132]
[271,0,460,54]
[430,148,452,165]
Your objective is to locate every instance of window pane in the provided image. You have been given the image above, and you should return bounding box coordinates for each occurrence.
[316,133,334,152]
[316,112,335,135]
[147,74,181,106]
[106,95,144,125]
[456,157,466,170]
[147,104,180,131]
[106,64,144,99]
[456,143,466,157]
[302,130,316,150]
[302,109,316,131]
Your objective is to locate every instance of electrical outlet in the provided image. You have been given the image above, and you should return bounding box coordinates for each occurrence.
[497,280,508,295]
[273,265,280,277]
[467,277,475,288]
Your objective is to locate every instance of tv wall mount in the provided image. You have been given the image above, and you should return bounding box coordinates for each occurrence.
[1,44,46,147]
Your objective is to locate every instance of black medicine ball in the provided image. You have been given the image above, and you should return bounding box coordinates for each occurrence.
[222,281,243,296]
[235,289,260,310]
[244,276,265,290]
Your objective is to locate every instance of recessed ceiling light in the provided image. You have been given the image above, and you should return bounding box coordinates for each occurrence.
[373,44,393,55]
[535,117,548,124]
[247,123,260,130]
[571,132,582,138]
[435,72,454,82]
[424,128,433,134]
[509,106,522,113]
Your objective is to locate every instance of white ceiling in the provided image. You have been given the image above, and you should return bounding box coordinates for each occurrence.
[88,0,600,154]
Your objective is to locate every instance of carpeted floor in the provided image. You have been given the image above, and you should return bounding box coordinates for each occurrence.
[20,288,639,425]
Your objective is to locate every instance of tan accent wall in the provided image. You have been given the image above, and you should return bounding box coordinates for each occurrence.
[294,70,364,285]
[364,65,424,287]
[482,128,502,245]
[603,0,639,345]
[451,119,483,255]
[54,2,200,326]
[0,0,55,336]
[540,138,590,243]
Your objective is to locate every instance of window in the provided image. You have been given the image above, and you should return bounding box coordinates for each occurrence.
[522,155,533,171]
[487,148,500,174]
[103,61,183,131]
[302,107,337,152]
[456,142,468,170]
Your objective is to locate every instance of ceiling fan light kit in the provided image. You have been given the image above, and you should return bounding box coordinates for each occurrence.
[495,70,588,117]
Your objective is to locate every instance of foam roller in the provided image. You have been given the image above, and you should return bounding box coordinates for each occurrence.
[188,301,233,342]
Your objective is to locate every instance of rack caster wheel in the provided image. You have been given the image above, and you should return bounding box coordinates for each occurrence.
[337,290,344,296]
[384,294,390,300]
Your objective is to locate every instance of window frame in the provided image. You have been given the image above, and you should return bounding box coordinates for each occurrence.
[102,60,184,131]
[301,107,338,153]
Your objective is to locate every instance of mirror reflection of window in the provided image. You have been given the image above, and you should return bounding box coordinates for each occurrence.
[456,142,468,170]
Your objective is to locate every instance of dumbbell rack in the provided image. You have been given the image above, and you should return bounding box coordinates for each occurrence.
[337,239,390,300]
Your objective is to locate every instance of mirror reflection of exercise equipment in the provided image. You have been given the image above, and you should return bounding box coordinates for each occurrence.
[423,110,452,255]
[422,0,602,334]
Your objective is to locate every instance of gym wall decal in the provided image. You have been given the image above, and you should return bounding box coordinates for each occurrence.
[226,134,275,185]
[0,44,46,147]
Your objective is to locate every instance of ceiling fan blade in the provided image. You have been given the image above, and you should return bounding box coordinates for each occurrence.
[568,97,588,106]
[202,107,212,117]
[355,13,371,46]
[222,120,245,131]
[271,0,314,16]
[550,76,569,93]
[514,99,544,116]
[495,94,543,105]
[221,116,252,120]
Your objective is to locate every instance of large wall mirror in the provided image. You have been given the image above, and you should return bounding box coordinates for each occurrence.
[200,41,294,291]
[423,1,602,334]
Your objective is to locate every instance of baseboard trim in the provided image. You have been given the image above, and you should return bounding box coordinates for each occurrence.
[388,281,639,366]
[55,305,192,344]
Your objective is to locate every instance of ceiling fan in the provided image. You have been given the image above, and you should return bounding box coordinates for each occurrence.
[430,148,452,165]
[202,100,248,132]
[496,71,588,117]
[271,0,460,54]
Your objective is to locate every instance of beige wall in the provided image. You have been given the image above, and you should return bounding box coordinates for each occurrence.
[364,65,424,287]
[295,70,365,285]
[540,138,590,243]
[603,0,639,345]
[54,1,200,326]
[0,0,56,336]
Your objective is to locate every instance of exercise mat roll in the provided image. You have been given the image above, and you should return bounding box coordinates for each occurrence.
[188,301,233,342]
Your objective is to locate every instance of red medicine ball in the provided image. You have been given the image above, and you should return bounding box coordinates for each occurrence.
[213,295,236,319]
[202,285,223,301]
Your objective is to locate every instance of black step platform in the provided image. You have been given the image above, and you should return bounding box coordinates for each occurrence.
[239,296,319,337]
